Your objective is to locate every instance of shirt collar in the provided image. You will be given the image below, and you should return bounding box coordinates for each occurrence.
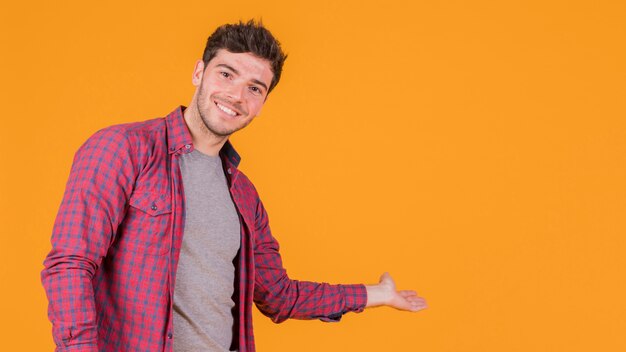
[165,105,242,168]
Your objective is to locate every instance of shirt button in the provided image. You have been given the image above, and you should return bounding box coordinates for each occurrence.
[151,204,157,211]
[167,332,172,339]
[227,168,232,174]
[184,144,191,149]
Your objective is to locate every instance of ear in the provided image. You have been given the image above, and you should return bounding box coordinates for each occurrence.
[191,59,205,87]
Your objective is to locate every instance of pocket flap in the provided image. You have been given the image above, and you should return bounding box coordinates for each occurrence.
[129,192,172,216]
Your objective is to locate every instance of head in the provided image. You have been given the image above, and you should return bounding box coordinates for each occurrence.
[189,20,287,139]
[203,20,287,94]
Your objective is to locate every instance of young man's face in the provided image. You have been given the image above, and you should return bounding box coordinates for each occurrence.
[192,49,274,138]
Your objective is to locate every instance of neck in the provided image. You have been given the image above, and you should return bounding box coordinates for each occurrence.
[183,103,229,156]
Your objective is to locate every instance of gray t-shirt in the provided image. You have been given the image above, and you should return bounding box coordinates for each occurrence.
[173,149,241,352]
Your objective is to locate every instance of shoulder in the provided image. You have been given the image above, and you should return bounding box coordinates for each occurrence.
[81,116,166,150]
[75,117,167,169]
[88,117,166,148]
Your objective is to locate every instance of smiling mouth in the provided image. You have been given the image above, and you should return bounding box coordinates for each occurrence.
[214,101,240,117]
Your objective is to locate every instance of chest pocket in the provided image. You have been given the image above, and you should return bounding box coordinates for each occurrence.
[116,192,173,255]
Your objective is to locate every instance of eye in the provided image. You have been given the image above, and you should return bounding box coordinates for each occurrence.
[249,86,263,95]
[220,71,231,78]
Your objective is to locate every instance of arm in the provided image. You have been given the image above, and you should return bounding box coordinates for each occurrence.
[251,197,427,322]
[252,198,367,323]
[41,128,136,351]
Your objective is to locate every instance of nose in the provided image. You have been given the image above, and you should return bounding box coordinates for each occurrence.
[225,81,245,102]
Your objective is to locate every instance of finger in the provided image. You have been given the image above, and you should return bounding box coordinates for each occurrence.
[410,303,428,312]
[408,295,426,302]
[403,295,426,304]
[392,295,427,311]
[409,298,428,311]
[396,300,427,312]
[404,296,421,303]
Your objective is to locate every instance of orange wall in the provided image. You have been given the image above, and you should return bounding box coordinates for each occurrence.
[1,1,625,351]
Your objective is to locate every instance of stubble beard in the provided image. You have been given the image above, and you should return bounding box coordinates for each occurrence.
[196,97,232,138]
[195,83,251,139]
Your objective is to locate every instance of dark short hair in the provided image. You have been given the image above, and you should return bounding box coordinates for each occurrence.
[202,19,287,94]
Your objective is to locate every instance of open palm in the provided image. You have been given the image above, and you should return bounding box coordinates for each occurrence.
[367,272,427,312]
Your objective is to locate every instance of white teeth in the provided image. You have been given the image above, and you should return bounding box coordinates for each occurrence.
[216,103,237,116]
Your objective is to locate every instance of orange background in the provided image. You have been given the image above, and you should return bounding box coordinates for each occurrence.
[1,0,625,351]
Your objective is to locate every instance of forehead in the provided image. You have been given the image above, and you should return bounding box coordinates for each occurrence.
[207,49,273,86]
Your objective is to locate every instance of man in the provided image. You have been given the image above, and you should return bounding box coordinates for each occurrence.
[41,20,427,352]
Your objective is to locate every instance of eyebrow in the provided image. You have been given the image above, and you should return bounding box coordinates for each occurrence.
[215,63,269,92]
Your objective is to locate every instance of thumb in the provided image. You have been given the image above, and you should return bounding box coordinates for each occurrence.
[379,272,393,284]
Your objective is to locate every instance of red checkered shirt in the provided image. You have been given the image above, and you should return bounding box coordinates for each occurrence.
[41,106,367,352]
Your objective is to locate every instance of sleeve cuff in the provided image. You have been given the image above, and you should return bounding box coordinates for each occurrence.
[342,283,368,313]
[318,283,368,323]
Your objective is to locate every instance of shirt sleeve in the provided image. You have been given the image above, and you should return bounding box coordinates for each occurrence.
[252,197,368,323]
[41,128,137,351]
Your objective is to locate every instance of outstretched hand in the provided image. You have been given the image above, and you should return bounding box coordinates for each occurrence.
[365,272,427,312]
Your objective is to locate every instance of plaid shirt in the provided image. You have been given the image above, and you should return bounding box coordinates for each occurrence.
[41,106,367,352]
